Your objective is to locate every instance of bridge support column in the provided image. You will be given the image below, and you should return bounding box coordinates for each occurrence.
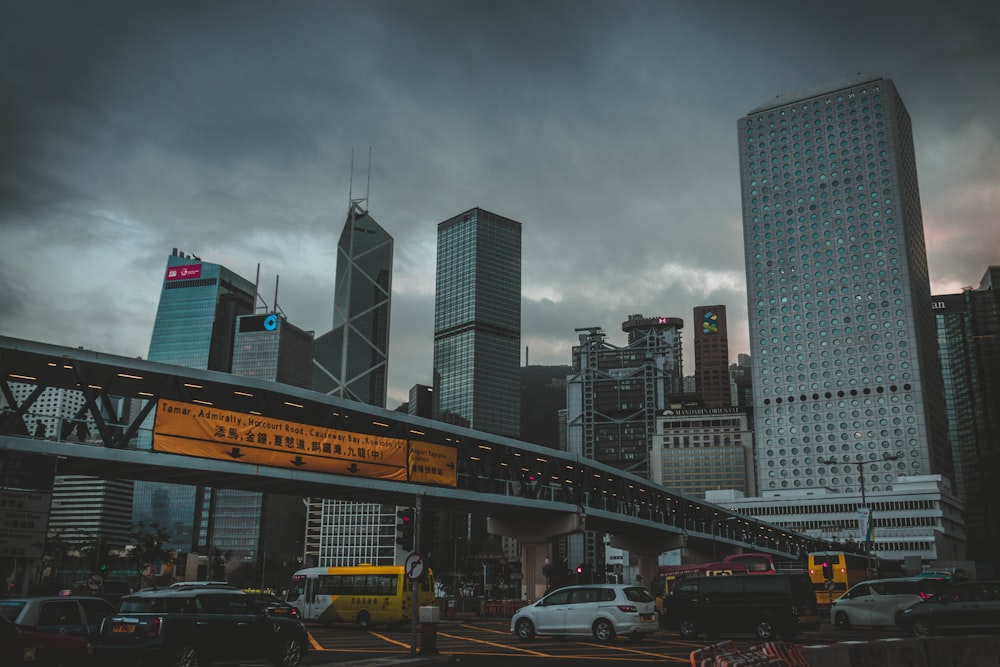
[487,513,585,601]
[609,534,687,589]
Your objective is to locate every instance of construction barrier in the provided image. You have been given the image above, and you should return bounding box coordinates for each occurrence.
[689,640,807,666]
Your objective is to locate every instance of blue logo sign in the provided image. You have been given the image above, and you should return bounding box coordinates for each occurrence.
[264,314,278,331]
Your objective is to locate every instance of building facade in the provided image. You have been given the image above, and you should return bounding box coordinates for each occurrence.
[651,407,755,498]
[433,207,522,438]
[708,475,965,564]
[206,312,313,582]
[432,207,522,579]
[133,250,257,553]
[933,266,1000,576]
[738,76,954,496]
[693,305,732,408]
[566,316,684,476]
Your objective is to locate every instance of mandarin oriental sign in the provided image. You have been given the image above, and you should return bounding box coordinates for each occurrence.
[152,399,457,486]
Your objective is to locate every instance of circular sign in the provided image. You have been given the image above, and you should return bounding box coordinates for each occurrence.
[824,579,835,592]
[264,314,279,331]
[86,573,104,591]
[404,552,425,581]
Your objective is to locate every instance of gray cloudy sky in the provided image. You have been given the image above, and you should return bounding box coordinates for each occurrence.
[2,0,998,407]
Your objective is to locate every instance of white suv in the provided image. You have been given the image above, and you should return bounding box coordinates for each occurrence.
[510,584,658,643]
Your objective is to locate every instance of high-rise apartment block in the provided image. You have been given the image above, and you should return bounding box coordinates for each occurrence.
[693,305,732,407]
[433,207,522,437]
[933,266,1000,574]
[566,315,684,476]
[738,76,953,495]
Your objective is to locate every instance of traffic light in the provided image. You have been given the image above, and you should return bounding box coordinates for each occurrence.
[396,508,414,549]
[821,559,833,580]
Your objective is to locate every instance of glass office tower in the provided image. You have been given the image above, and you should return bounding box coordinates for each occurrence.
[738,76,953,495]
[433,207,522,438]
[307,202,397,567]
[312,202,393,405]
[693,305,733,408]
[133,250,257,552]
[934,266,1000,574]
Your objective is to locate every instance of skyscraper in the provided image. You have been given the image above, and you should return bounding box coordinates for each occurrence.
[933,266,1000,575]
[433,207,522,438]
[133,250,257,552]
[566,316,684,474]
[693,305,732,408]
[738,76,953,496]
[307,201,398,568]
[312,201,393,405]
[208,312,313,585]
[433,207,521,573]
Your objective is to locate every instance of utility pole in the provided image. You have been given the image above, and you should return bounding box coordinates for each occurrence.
[819,452,903,575]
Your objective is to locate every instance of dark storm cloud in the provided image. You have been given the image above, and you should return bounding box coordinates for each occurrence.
[1,0,997,406]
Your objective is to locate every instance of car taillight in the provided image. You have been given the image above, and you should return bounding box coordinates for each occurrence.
[919,591,932,600]
[290,607,299,618]
[617,605,638,613]
[146,617,163,636]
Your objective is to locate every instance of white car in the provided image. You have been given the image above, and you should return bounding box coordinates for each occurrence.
[831,576,949,629]
[510,584,658,643]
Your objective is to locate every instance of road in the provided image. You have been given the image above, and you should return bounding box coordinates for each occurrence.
[298,618,908,665]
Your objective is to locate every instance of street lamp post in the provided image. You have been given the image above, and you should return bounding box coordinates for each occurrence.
[819,452,903,574]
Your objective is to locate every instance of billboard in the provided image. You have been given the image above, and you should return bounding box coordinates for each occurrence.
[152,399,457,487]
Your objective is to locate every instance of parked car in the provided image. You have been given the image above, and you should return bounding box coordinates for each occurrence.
[510,584,658,643]
[94,585,308,667]
[0,595,114,664]
[661,573,819,641]
[899,580,1000,637]
[244,590,301,618]
[1,612,95,666]
[831,576,950,629]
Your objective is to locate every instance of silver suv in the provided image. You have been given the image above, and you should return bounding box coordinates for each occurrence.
[510,584,658,642]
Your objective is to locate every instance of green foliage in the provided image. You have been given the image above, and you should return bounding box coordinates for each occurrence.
[129,522,174,588]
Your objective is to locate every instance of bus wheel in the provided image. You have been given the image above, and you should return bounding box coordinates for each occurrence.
[834,611,852,630]
[356,611,373,631]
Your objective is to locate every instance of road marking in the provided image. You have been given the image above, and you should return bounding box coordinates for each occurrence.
[436,630,553,657]
[370,630,410,648]
[576,640,689,661]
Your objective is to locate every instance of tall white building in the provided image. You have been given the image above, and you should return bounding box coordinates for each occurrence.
[739,76,953,494]
[737,76,960,561]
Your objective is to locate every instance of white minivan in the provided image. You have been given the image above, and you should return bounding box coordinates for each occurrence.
[831,576,949,629]
[510,584,658,643]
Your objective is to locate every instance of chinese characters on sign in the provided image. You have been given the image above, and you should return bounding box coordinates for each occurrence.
[153,399,457,487]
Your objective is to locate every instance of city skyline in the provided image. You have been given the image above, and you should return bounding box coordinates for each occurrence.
[2,1,997,408]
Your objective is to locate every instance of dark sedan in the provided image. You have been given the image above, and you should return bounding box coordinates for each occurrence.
[899,580,1000,637]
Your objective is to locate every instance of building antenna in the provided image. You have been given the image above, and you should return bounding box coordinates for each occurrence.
[348,149,355,206]
[255,262,271,312]
[366,145,372,210]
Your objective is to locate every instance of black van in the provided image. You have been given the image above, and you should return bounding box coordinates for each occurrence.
[661,573,819,640]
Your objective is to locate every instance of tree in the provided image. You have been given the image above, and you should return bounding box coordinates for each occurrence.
[129,523,174,589]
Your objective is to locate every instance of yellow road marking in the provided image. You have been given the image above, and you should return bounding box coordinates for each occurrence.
[436,630,552,657]
[370,630,410,648]
[307,632,324,651]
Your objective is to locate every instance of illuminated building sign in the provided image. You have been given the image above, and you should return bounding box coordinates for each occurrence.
[166,264,202,281]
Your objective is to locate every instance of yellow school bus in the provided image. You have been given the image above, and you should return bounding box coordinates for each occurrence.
[285,564,435,629]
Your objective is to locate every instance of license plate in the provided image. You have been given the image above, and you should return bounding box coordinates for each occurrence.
[640,613,653,621]
[112,623,136,633]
